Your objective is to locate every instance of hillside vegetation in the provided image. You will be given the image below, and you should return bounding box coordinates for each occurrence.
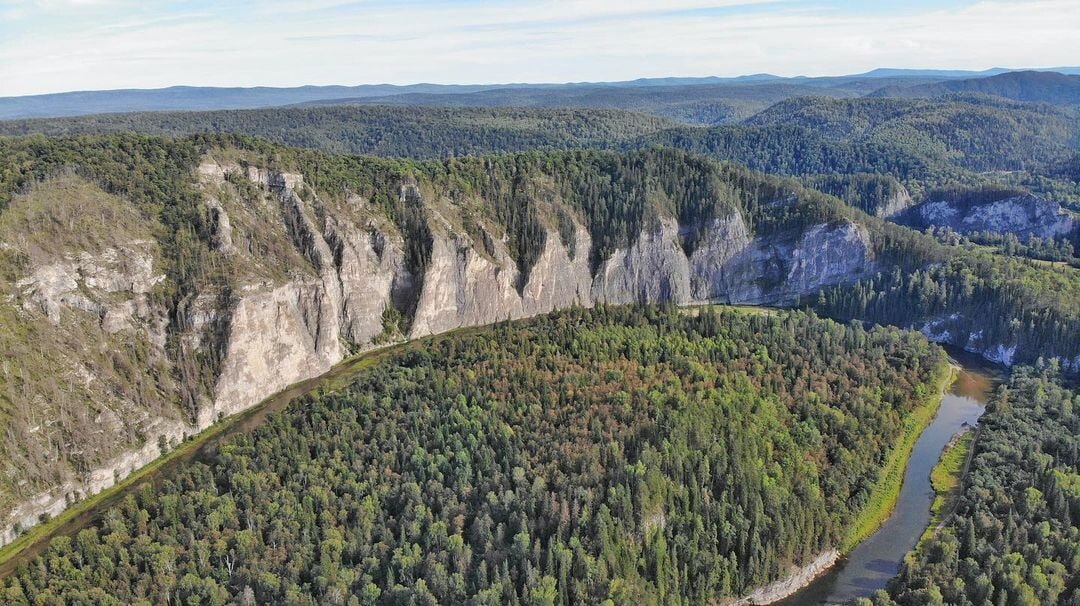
[643,96,1080,204]
[870,70,1080,106]
[870,363,1079,606]
[0,106,675,159]
[0,134,1077,550]
[0,305,949,605]
[6,93,1078,212]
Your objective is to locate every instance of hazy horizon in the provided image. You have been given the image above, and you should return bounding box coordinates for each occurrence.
[3,0,1079,97]
[2,64,1078,100]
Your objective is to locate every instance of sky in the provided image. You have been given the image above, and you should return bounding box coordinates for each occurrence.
[1,0,1078,97]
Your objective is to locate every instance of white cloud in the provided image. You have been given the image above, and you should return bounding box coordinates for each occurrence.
[1,0,1078,96]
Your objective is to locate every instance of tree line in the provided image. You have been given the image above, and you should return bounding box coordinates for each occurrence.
[862,362,1079,606]
[1,305,947,605]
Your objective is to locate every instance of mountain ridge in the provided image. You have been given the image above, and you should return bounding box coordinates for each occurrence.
[870,70,1080,105]
[4,67,1079,120]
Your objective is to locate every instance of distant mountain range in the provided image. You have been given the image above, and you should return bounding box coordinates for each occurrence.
[870,71,1080,105]
[2,67,1078,121]
[853,66,1080,79]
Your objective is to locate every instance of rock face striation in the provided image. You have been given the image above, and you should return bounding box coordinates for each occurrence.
[876,183,915,218]
[900,193,1076,241]
[0,157,878,547]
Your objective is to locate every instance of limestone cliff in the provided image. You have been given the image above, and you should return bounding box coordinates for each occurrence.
[901,193,1076,241]
[877,183,915,218]
[0,157,878,547]
[592,217,692,305]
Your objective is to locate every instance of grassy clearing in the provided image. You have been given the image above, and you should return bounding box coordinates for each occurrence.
[919,430,975,544]
[842,361,956,552]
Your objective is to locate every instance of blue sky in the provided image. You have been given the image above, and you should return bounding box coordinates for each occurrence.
[1,0,1077,96]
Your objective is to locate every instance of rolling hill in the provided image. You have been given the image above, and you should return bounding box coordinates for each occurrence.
[870,70,1080,105]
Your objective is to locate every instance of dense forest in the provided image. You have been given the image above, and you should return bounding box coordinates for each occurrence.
[0,305,949,605]
[810,253,1080,368]
[643,96,1080,210]
[0,106,675,159]
[1,133,1077,368]
[743,96,1078,174]
[292,81,855,126]
[801,173,909,216]
[860,362,1080,606]
[0,74,917,123]
[869,70,1080,106]
[5,95,1077,212]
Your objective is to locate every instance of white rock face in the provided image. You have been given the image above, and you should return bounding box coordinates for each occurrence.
[735,550,840,605]
[205,282,342,426]
[984,344,1018,366]
[688,213,755,300]
[877,184,915,218]
[0,167,883,549]
[592,217,692,305]
[410,218,596,337]
[690,219,874,305]
[785,223,874,296]
[520,223,593,316]
[916,200,960,224]
[409,231,522,338]
[207,199,234,254]
[324,215,408,344]
[246,166,304,191]
[14,241,164,329]
[912,194,1075,240]
[919,315,1030,369]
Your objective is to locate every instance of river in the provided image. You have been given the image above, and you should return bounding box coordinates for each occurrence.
[776,347,999,605]
[0,337,1001,598]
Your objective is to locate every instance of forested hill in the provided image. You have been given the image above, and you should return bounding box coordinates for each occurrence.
[8,96,1075,213]
[290,81,856,125]
[642,96,1080,194]
[0,305,950,604]
[0,106,676,159]
[0,134,1076,554]
[870,70,1080,106]
[0,73,964,124]
[875,362,1079,606]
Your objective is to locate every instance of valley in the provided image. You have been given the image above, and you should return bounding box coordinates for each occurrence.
[0,305,952,604]
[0,41,1077,604]
[780,349,999,605]
[2,135,1076,554]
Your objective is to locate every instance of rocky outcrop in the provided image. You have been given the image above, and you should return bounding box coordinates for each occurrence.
[520,223,593,316]
[0,414,190,547]
[877,183,915,218]
[688,213,755,299]
[207,200,234,254]
[920,317,1028,369]
[593,217,692,305]
[691,218,874,305]
[324,213,409,345]
[204,282,341,426]
[785,223,874,296]
[734,550,840,605]
[409,226,527,338]
[0,163,880,549]
[902,194,1075,241]
[410,216,595,337]
[15,241,164,327]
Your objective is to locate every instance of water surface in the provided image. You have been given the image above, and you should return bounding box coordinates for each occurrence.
[778,350,998,605]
